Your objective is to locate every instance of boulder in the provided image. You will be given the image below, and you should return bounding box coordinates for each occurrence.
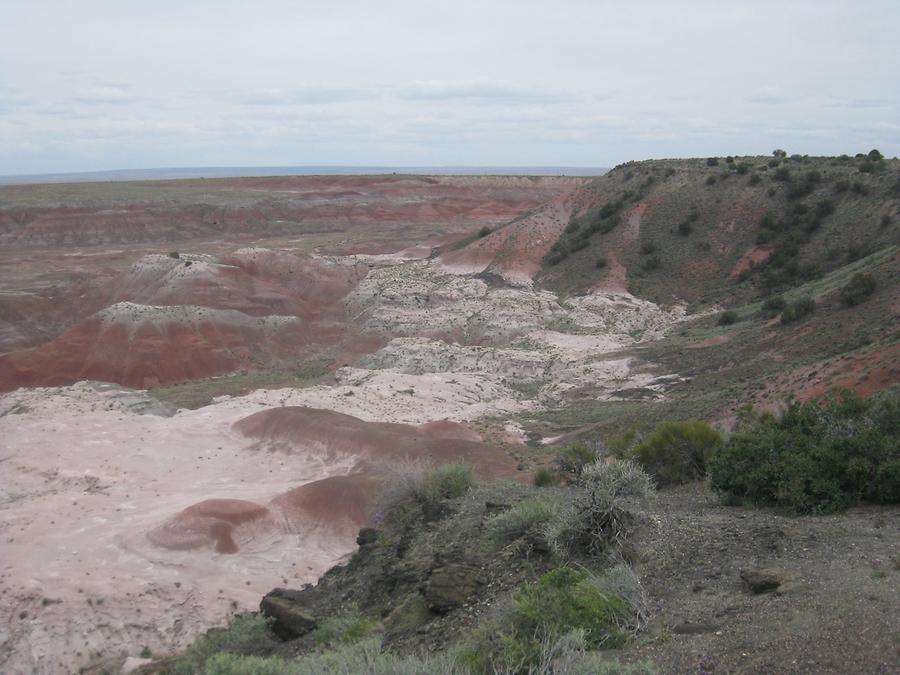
[424,564,483,613]
[357,527,378,546]
[260,588,317,639]
[740,567,795,594]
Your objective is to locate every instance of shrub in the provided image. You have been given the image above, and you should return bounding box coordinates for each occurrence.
[639,240,657,255]
[171,615,275,674]
[780,296,815,324]
[773,167,791,182]
[533,467,559,487]
[840,273,877,306]
[642,255,661,271]
[706,157,719,166]
[628,421,722,486]
[709,390,900,513]
[168,251,180,259]
[677,220,693,236]
[717,310,739,326]
[736,162,752,175]
[477,226,491,238]
[204,639,464,675]
[417,462,474,502]
[313,614,380,648]
[460,620,654,675]
[545,460,654,557]
[814,198,835,217]
[489,497,559,544]
[509,568,632,650]
[705,175,716,186]
[595,256,608,269]
[761,295,787,316]
[773,149,787,158]
[868,148,884,161]
[554,443,600,476]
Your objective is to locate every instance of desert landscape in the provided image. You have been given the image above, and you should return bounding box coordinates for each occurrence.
[1,154,898,674]
[6,1,900,671]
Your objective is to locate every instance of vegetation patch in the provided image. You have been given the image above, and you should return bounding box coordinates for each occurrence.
[628,421,722,486]
[840,272,877,306]
[710,389,900,513]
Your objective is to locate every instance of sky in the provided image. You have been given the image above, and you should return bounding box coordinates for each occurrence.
[1,0,898,175]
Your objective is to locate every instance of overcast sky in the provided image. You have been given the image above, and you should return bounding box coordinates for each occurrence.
[1,0,898,175]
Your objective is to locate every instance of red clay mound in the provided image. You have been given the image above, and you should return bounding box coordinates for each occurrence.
[71,250,367,323]
[147,499,273,554]
[269,473,381,541]
[234,406,517,479]
[438,196,575,284]
[146,474,382,555]
[0,302,333,391]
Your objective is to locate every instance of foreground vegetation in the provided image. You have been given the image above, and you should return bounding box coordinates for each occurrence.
[151,387,898,674]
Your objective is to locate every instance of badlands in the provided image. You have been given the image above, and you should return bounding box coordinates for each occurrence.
[2,161,898,674]
[0,174,686,673]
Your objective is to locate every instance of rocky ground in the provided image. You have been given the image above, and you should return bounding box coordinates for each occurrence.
[625,485,900,674]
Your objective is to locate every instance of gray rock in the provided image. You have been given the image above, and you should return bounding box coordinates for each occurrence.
[424,564,483,613]
[260,588,317,639]
[741,567,794,594]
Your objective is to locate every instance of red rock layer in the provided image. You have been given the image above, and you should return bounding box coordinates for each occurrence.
[0,305,334,391]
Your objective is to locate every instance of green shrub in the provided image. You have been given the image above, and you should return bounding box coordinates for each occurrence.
[749,173,762,186]
[780,296,815,324]
[761,295,787,316]
[706,157,719,166]
[639,240,657,255]
[417,462,474,502]
[628,421,722,486]
[840,273,877,306]
[313,614,380,648]
[717,310,739,326]
[171,615,275,675]
[489,497,559,544]
[533,467,559,487]
[736,162,752,175]
[554,443,600,476]
[595,256,608,269]
[168,251,180,259]
[204,639,464,675]
[642,255,661,271]
[477,226,491,238]
[460,622,655,675]
[709,389,900,513]
[510,568,632,649]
